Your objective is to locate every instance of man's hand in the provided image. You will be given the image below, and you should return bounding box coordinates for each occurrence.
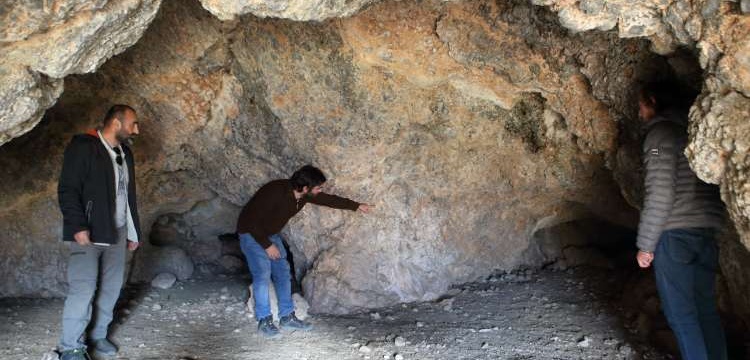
[265,244,281,260]
[636,250,654,268]
[127,241,140,251]
[358,203,374,214]
[74,230,91,246]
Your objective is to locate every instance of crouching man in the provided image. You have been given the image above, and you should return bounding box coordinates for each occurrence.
[236,165,372,337]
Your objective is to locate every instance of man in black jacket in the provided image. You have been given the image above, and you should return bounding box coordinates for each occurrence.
[57,105,142,360]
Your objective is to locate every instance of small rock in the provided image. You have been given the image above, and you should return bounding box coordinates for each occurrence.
[440,298,454,311]
[416,321,424,327]
[481,342,489,349]
[40,350,58,360]
[394,354,404,360]
[152,304,162,311]
[394,336,407,347]
[619,344,634,356]
[359,345,372,353]
[577,336,591,348]
[370,312,381,320]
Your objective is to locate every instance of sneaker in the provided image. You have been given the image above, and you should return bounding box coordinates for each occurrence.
[60,348,90,360]
[279,312,313,331]
[91,338,118,356]
[257,316,280,338]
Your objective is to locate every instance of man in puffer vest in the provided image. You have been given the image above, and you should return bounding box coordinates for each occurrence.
[635,80,727,360]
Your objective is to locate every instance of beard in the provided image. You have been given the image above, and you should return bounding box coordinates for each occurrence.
[115,131,134,145]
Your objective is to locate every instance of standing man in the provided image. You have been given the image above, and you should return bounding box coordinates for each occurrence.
[236,165,372,337]
[635,81,727,360]
[58,105,142,359]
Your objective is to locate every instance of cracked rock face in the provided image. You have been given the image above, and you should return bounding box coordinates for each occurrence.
[0,0,749,330]
[198,0,378,21]
[0,0,662,310]
[0,0,162,146]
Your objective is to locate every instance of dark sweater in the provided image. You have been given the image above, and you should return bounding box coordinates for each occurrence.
[236,179,360,248]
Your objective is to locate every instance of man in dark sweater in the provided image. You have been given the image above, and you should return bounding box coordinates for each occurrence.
[57,105,142,360]
[635,81,727,360]
[237,165,372,337]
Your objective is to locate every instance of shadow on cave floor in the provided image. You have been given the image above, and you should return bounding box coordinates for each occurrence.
[0,266,690,360]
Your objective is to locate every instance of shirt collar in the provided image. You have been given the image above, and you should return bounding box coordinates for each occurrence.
[97,130,121,156]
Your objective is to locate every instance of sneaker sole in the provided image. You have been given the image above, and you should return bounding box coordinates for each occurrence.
[92,349,117,356]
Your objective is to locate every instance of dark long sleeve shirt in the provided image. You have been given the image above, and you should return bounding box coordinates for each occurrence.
[236,179,360,248]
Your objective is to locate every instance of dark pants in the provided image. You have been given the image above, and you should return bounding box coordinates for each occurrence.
[654,228,727,360]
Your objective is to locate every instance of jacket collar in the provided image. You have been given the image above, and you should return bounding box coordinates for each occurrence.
[642,109,688,133]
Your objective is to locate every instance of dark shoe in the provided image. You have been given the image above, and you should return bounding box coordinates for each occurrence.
[91,338,118,356]
[257,316,280,338]
[60,348,90,360]
[279,312,313,331]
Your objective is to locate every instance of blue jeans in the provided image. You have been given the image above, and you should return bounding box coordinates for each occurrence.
[654,228,727,360]
[239,233,294,320]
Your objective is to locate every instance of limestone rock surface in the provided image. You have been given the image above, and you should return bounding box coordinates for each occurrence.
[198,0,377,21]
[0,0,162,146]
[0,0,748,334]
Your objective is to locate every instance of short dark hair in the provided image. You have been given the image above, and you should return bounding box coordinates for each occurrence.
[290,165,327,191]
[102,104,136,127]
[638,80,698,114]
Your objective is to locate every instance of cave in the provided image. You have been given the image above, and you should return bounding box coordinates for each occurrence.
[1,0,749,359]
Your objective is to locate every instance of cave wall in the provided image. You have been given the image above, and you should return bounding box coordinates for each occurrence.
[0,0,748,322]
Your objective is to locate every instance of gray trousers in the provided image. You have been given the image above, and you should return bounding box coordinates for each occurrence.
[59,227,127,351]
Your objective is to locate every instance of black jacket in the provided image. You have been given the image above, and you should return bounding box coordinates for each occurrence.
[58,130,142,244]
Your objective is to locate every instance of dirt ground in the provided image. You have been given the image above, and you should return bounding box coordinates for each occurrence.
[0,267,670,360]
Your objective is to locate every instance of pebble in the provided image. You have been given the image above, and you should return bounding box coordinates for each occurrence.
[359,345,372,353]
[151,273,177,289]
[577,336,591,348]
[370,312,381,320]
[394,354,404,360]
[152,304,163,311]
[481,342,489,349]
[394,336,407,347]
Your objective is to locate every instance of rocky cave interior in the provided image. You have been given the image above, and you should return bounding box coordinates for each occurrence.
[1,0,749,359]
